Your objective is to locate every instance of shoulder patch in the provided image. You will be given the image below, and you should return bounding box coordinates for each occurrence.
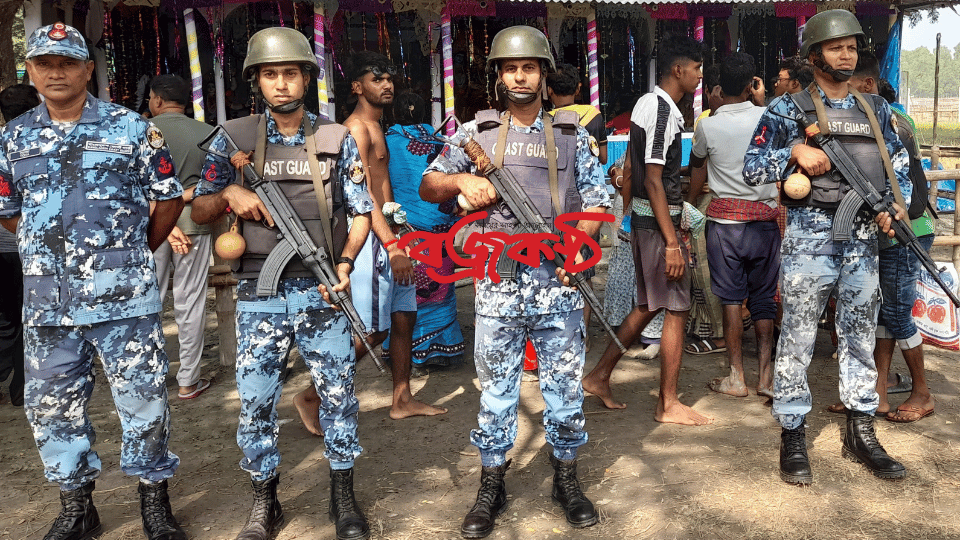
[588,136,600,157]
[146,125,165,149]
[349,159,365,184]
[890,114,898,132]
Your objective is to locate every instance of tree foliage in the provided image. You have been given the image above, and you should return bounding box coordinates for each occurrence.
[901,45,960,99]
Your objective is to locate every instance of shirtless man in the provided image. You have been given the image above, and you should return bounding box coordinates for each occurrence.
[294,51,445,428]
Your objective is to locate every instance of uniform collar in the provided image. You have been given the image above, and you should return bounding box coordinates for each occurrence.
[503,108,545,131]
[264,109,317,139]
[29,92,99,128]
[654,86,682,119]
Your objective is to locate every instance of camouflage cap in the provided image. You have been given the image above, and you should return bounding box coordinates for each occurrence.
[26,22,89,61]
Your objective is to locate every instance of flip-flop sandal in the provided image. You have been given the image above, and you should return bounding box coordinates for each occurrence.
[825,402,890,417]
[886,404,934,423]
[684,338,727,355]
[887,373,913,394]
[178,378,212,400]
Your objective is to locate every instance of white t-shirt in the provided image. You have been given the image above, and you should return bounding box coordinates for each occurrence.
[692,101,778,223]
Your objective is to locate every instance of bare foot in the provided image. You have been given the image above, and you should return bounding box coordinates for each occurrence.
[655,400,713,426]
[582,374,627,409]
[293,388,323,436]
[390,398,448,420]
[708,375,749,397]
[756,386,774,399]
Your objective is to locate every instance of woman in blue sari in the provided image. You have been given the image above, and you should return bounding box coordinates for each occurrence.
[383,93,465,370]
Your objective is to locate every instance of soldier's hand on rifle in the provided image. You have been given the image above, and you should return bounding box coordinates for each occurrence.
[223,184,275,227]
[387,244,415,285]
[456,173,498,210]
[664,244,685,281]
[555,250,586,288]
[317,263,352,309]
[791,144,831,177]
[875,202,905,238]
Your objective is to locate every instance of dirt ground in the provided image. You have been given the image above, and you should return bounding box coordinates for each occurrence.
[3,255,960,540]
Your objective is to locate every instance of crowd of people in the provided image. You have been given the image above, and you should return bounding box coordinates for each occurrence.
[0,11,943,540]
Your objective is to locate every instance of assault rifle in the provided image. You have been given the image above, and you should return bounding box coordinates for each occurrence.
[780,95,960,308]
[436,116,627,353]
[200,127,385,372]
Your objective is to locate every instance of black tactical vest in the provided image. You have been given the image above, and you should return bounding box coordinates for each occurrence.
[787,91,887,209]
[223,114,348,280]
[472,109,580,233]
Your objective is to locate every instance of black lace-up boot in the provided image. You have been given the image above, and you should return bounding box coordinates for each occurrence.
[460,459,510,539]
[779,424,813,485]
[235,475,284,540]
[550,455,598,528]
[43,482,101,540]
[328,468,369,540]
[138,479,186,540]
[842,410,907,479]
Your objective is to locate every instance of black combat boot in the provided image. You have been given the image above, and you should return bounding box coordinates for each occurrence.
[236,476,284,540]
[779,424,813,485]
[328,468,369,540]
[460,460,510,539]
[549,455,598,528]
[43,481,101,540]
[842,409,907,479]
[138,480,186,540]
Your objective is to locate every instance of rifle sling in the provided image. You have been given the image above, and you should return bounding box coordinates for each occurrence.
[848,85,907,214]
[303,115,336,254]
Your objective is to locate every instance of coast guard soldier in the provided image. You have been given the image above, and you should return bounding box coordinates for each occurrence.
[421,25,608,539]
[191,27,374,540]
[0,22,187,540]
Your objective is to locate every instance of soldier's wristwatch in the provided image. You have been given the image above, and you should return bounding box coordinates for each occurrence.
[337,256,355,273]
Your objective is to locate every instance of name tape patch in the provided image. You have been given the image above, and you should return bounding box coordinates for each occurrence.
[8,147,42,161]
[84,141,134,155]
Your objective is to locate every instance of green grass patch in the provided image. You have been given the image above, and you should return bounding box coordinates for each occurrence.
[916,122,960,147]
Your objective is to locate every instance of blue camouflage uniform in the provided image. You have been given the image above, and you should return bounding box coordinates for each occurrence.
[743,89,911,429]
[196,110,373,479]
[423,110,609,467]
[0,93,183,490]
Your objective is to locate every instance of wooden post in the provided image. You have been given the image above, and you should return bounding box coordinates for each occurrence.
[930,33,942,209]
[210,216,237,367]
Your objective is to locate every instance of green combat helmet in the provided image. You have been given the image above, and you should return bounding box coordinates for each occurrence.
[799,9,865,82]
[243,27,317,113]
[487,26,555,104]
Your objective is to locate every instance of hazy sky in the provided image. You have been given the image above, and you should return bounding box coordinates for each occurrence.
[901,7,960,52]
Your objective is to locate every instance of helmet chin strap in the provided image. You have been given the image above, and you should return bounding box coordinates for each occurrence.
[497,81,541,105]
[265,98,304,114]
[812,55,853,83]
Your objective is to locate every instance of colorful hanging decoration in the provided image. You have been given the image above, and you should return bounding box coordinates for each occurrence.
[314,4,330,119]
[338,0,394,14]
[184,8,205,122]
[693,16,704,118]
[103,0,117,102]
[775,2,817,19]
[441,8,454,136]
[445,0,495,18]
[586,10,600,110]
[497,1,546,19]
[645,4,688,21]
